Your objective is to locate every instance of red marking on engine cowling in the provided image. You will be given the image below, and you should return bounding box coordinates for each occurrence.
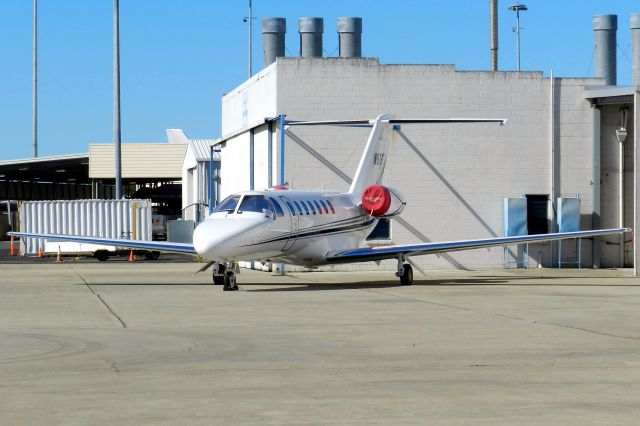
[361,184,392,216]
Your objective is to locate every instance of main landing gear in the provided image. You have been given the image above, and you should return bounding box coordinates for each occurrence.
[396,258,413,286]
[212,263,238,291]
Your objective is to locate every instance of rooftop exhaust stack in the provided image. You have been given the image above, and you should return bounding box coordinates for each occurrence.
[299,17,323,58]
[337,17,362,58]
[262,17,286,67]
[490,0,498,71]
[593,14,617,86]
[631,13,640,85]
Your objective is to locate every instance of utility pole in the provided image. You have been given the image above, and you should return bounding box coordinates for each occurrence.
[33,0,38,157]
[113,0,122,199]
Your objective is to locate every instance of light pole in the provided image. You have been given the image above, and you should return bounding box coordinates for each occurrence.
[113,0,122,199]
[508,3,527,72]
[33,0,38,158]
[243,0,254,78]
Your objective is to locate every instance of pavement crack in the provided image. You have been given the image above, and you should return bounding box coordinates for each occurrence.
[533,320,629,340]
[110,362,120,373]
[495,312,630,340]
[72,270,127,328]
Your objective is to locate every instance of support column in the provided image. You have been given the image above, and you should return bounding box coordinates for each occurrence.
[267,122,273,187]
[593,105,602,268]
[249,130,255,191]
[634,90,640,275]
[279,115,286,186]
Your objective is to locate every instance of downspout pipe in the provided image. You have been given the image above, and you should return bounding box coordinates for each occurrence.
[549,71,556,266]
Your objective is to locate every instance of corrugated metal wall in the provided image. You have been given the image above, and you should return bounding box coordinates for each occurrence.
[89,144,187,178]
[19,199,152,255]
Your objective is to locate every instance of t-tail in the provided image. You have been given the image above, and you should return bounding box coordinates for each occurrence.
[348,114,394,196]
[347,114,507,196]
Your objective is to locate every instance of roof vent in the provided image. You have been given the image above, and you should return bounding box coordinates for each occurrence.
[262,18,286,67]
[337,17,362,58]
[299,17,323,58]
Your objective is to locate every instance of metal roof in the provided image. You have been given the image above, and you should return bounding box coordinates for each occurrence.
[189,140,220,161]
[0,153,90,183]
[584,85,637,104]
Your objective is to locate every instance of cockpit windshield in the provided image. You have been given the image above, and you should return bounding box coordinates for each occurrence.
[214,195,241,213]
[238,195,275,214]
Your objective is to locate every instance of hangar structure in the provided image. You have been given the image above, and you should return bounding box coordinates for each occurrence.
[0,130,219,240]
[218,15,640,273]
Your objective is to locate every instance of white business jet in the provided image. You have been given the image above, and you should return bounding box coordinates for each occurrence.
[10,114,629,290]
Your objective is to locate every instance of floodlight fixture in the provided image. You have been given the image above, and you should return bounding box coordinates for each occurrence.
[508,3,528,71]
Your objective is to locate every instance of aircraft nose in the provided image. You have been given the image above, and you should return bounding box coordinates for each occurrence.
[192,216,267,258]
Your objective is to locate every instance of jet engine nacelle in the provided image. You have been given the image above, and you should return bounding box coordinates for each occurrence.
[360,184,406,217]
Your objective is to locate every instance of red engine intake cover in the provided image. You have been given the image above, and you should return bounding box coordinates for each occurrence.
[361,185,392,216]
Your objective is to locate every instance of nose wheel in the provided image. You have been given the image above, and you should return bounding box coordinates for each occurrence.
[223,270,238,291]
[396,259,413,286]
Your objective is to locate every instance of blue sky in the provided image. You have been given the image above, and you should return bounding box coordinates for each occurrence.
[0,0,638,161]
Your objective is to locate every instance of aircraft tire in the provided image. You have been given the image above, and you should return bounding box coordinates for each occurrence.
[400,263,413,286]
[223,271,238,291]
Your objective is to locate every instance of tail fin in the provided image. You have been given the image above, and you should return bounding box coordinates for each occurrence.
[166,129,190,144]
[348,113,394,195]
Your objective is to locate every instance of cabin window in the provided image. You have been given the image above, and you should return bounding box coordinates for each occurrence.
[214,195,241,213]
[325,199,336,214]
[313,200,323,215]
[293,201,304,215]
[306,201,317,214]
[318,200,329,214]
[269,197,285,216]
[367,218,391,240]
[238,195,274,214]
[281,199,295,216]
[298,201,310,215]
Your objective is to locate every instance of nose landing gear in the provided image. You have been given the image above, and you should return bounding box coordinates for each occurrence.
[223,270,238,291]
[212,262,239,291]
[395,258,413,286]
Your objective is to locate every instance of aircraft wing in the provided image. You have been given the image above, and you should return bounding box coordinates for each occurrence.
[325,228,630,264]
[7,232,196,254]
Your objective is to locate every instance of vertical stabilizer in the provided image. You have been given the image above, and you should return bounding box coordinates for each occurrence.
[348,114,393,195]
[166,129,190,144]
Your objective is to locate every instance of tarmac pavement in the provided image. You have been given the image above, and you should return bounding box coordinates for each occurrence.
[1,262,640,425]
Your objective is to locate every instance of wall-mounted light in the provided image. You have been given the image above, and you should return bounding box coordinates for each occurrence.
[55,169,66,173]
[615,107,629,143]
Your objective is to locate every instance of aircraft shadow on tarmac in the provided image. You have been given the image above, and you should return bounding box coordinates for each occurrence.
[82,275,637,290]
[241,275,638,292]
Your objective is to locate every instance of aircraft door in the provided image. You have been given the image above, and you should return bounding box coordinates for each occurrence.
[279,196,298,251]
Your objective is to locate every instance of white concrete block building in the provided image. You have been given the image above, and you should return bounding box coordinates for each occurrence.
[217,15,640,272]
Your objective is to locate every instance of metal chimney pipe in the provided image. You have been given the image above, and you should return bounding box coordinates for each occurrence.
[262,17,286,67]
[593,14,617,86]
[299,17,323,58]
[490,0,498,71]
[631,13,640,85]
[337,17,362,58]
